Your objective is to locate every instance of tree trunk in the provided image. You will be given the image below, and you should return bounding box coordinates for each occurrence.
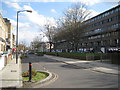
[50,42,52,52]
[74,43,78,52]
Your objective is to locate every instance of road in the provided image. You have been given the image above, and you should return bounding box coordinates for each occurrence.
[21,54,118,88]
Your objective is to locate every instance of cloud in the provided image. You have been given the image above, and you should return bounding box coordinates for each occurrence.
[9,18,40,45]
[51,9,57,13]
[3,0,120,3]
[88,9,99,18]
[2,0,100,6]
[7,4,56,46]
[4,1,22,10]
[23,5,56,26]
[19,30,40,45]
[8,3,99,46]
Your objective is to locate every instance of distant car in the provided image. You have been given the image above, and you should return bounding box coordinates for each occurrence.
[28,50,34,54]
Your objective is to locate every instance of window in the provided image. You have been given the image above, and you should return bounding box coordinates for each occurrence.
[102,14,105,17]
[90,42,93,46]
[110,10,114,14]
[115,8,119,12]
[99,21,103,25]
[97,41,101,46]
[114,39,117,45]
[108,18,112,22]
[119,7,120,10]
[112,24,119,28]
[103,19,107,23]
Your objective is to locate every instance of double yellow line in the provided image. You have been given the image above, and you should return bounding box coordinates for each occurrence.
[33,72,58,88]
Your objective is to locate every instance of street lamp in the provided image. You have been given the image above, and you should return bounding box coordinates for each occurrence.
[16,10,32,64]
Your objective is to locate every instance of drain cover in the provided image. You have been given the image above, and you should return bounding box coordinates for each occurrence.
[11,70,17,72]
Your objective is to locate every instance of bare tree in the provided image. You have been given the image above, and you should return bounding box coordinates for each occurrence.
[44,19,57,52]
[53,2,91,52]
[64,2,91,24]
[18,40,27,51]
[31,36,43,52]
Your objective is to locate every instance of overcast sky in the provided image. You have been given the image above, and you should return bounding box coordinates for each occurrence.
[0,0,119,46]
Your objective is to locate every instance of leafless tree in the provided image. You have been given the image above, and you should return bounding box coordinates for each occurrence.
[44,19,57,52]
[31,36,43,52]
[53,2,91,52]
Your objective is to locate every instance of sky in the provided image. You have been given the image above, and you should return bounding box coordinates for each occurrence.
[0,0,119,46]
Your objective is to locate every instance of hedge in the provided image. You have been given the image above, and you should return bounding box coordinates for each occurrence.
[45,52,108,60]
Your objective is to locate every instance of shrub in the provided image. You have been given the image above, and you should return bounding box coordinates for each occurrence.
[22,69,37,78]
[36,52,44,56]
[20,54,27,59]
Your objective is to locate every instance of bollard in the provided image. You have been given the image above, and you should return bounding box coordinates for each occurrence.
[29,62,32,82]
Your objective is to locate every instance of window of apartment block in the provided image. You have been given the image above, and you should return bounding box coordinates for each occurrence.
[110,10,114,14]
[114,39,118,45]
[115,8,119,12]
[93,42,97,46]
[113,16,118,21]
[80,43,82,46]
[85,43,88,46]
[90,42,93,46]
[119,7,120,10]
[112,24,119,28]
[101,41,103,46]
[99,21,103,25]
[103,40,106,46]
[98,41,101,46]
[108,18,112,22]
[110,39,113,46]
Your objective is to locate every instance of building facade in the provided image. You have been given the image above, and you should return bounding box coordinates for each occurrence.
[0,14,15,54]
[4,18,14,50]
[0,14,8,54]
[79,5,120,53]
[53,5,120,53]
[12,34,15,48]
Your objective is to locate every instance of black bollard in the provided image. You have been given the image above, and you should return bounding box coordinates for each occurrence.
[29,62,32,82]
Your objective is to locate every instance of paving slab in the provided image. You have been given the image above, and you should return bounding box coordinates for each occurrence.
[0,57,22,88]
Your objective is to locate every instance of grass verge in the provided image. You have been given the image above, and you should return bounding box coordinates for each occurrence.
[22,69,49,88]
[23,72,49,82]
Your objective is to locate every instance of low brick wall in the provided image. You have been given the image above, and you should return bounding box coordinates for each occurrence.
[109,53,120,65]
[0,55,5,70]
[0,54,13,70]
[7,54,12,63]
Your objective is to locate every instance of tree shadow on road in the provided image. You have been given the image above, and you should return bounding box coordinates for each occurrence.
[21,54,59,64]
[60,64,84,69]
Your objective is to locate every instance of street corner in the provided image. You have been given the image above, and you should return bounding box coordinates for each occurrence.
[22,69,58,88]
[32,71,58,88]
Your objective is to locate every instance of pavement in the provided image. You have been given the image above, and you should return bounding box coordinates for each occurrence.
[44,55,119,75]
[0,56,22,88]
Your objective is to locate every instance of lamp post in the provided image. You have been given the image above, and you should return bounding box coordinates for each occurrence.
[16,10,32,64]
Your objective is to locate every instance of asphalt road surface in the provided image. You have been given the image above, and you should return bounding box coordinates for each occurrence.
[21,54,118,88]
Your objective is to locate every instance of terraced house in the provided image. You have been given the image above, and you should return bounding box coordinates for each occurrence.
[0,13,8,54]
[0,13,15,70]
[4,18,14,50]
[53,5,120,53]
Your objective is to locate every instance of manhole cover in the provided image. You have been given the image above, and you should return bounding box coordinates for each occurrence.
[11,70,17,72]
